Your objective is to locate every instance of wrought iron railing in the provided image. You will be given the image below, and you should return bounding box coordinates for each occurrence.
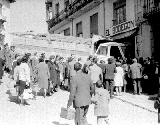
[47,0,96,29]
[143,0,160,18]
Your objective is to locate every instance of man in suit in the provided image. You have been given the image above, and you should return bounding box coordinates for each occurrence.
[67,62,94,125]
[104,57,116,98]
[129,58,142,95]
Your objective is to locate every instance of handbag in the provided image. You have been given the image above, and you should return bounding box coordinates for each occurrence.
[60,107,75,120]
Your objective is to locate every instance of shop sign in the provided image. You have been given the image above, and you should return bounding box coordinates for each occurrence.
[105,20,136,37]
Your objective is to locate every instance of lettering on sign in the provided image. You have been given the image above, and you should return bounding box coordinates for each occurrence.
[105,20,135,37]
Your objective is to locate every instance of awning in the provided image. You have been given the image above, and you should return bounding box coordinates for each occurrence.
[111,27,138,40]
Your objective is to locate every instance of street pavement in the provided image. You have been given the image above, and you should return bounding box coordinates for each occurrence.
[0,74,159,127]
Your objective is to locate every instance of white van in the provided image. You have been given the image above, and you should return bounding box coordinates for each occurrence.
[95,42,125,63]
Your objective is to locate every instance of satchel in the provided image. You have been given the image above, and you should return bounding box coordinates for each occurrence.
[60,107,75,120]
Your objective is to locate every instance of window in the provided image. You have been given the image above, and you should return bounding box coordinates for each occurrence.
[113,0,126,26]
[64,0,69,9]
[76,22,83,37]
[64,28,70,36]
[90,13,98,35]
[46,3,52,20]
[96,46,108,56]
[55,3,59,15]
[110,46,122,59]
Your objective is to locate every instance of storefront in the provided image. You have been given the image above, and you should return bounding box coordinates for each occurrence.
[105,20,138,60]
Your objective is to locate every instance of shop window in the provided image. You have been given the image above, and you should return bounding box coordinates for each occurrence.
[113,0,126,26]
[64,27,70,36]
[55,3,59,16]
[90,13,98,35]
[110,46,122,59]
[76,21,83,37]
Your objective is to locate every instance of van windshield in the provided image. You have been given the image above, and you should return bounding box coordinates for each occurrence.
[96,46,108,56]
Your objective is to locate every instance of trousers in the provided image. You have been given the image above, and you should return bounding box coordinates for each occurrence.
[105,79,114,98]
[132,79,142,94]
[75,105,89,125]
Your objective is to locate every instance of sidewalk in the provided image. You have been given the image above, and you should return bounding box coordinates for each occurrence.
[114,92,158,114]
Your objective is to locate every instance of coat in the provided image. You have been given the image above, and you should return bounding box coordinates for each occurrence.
[104,63,116,80]
[129,62,142,79]
[37,62,50,89]
[68,71,94,108]
[92,88,110,116]
[48,61,57,84]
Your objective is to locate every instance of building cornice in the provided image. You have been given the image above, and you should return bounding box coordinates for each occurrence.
[8,0,16,3]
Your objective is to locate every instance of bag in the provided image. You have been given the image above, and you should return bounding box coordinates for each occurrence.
[154,100,160,109]
[60,107,75,120]
[23,88,33,100]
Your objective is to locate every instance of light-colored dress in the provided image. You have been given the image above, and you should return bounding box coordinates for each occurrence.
[114,67,124,87]
[37,62,50,89]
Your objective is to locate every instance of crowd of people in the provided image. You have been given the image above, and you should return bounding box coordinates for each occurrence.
[0,43,160,125]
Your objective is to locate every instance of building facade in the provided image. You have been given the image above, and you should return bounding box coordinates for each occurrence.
[0,0,15,46]
[135,0,160,61]
[46,0,159,60]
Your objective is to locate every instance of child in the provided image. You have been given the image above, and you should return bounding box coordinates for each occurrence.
[114,62,124,96]
[91,80,110,125]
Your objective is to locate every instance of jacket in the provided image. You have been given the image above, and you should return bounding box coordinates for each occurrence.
[68,71,94,108]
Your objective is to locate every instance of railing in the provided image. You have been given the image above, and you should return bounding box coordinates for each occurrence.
[47,0,96,29]
[143,0,160,18]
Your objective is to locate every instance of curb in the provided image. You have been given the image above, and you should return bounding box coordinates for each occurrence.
[114,96,158,114]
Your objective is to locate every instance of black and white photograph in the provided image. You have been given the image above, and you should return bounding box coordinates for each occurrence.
[0,0,160,127]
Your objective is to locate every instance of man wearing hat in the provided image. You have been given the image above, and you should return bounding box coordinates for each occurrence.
[67,62,94,125]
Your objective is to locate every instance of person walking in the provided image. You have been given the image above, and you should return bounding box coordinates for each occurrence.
[104,57,116,98]
[90,57,103,93]
[15,55,31,105]
[67,63,94,125]
[114,62,124,96]
[48,55,57,95]
[0,55,5,82]
[91,80,110,125]
[37,57,50,98]
[129,58,142,95]
[30,52,39,83]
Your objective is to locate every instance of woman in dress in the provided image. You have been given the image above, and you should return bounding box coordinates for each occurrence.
[114,62,124,96]
[37,57,50,98]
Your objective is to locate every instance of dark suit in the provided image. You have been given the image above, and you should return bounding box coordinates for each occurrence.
[104,63,116,98]
[67,71,94,125]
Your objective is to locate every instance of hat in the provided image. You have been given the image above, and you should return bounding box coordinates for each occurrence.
[49,55,55,60]
[74,62,82,71]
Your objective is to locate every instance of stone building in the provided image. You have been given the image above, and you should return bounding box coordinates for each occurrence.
[46,0,160,60]
[0,0,15,46]
[135,0,160,61]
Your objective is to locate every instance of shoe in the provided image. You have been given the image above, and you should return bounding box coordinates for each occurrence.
[24,100,30,105]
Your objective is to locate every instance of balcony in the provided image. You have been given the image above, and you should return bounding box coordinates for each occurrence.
[47,0,103,31]
[143,0,160,18]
